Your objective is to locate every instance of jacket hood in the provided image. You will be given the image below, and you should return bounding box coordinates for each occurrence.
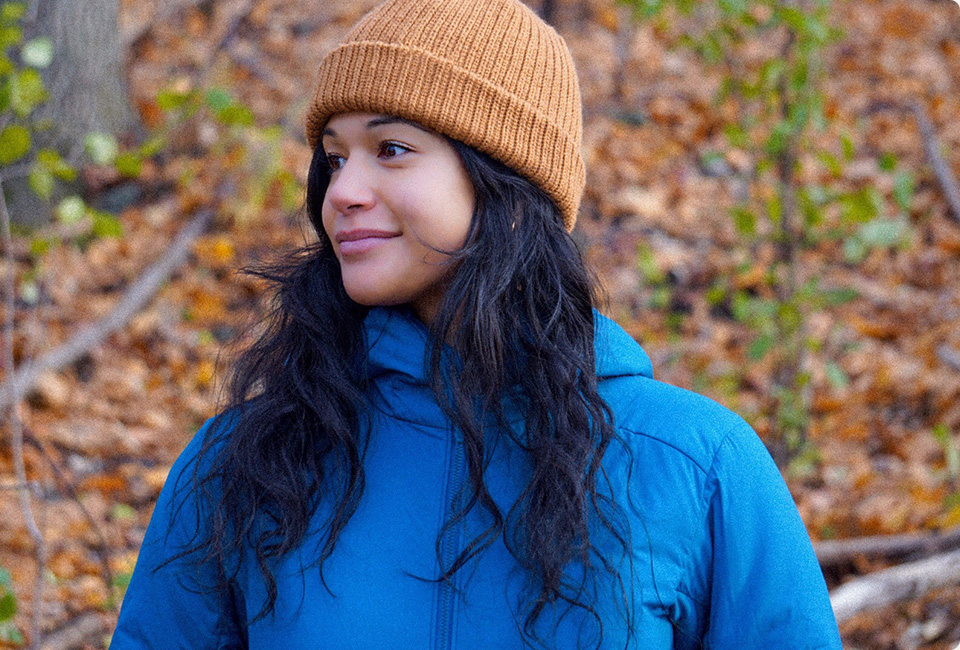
[363,307,653,386]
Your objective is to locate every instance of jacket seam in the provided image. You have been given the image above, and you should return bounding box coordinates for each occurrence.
[701,429,738,508]
[616,425,736,477]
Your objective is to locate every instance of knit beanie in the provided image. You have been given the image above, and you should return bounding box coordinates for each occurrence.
[305,0,585,231]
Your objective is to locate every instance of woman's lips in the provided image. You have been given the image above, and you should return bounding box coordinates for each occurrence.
[335,229,399,256]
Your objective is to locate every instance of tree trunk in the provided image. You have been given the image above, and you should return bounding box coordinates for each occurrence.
[5,0,137,227]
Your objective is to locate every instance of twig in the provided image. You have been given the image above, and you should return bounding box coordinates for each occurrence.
[198,0,260,88]
[123,0,210,48]
[25,0,40,24]
[225,44,287,94]
[0,209,213,411]
[830,548,960,623]
[37,613,106,650]
[911,100,960,224]
[815,526,960,567]
[2,172,47,650]
[937,344,960,373]
[0,480,40,493]
[24,431,114,592]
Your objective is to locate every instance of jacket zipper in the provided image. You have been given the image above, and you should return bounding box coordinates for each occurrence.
[436,431,465,650]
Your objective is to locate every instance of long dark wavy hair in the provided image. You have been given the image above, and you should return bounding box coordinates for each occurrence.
[179,129,633,648]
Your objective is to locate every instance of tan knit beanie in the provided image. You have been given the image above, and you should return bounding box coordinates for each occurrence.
[305,0,584,230]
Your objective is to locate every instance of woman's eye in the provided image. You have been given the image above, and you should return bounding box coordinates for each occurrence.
[379,142,410,159]
[326,153,345,171]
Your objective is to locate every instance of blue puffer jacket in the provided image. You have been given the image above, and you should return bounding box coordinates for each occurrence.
[111,307,841,649]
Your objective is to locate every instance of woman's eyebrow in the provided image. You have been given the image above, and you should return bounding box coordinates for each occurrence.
[322,116,433,139]
[366,116,433,134]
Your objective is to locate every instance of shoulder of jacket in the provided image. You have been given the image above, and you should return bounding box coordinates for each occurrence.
[600,373,753,476]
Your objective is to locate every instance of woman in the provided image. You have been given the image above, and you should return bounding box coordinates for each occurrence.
[112,0,842,648]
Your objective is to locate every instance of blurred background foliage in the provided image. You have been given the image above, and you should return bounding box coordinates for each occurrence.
[1,0,959,648]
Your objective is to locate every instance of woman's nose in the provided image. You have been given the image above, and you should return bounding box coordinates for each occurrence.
[325,158,376,214]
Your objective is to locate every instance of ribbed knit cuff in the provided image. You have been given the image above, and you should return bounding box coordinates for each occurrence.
[307,41,584,230]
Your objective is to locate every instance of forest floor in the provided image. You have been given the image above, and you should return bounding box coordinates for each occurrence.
[2,0,960,648]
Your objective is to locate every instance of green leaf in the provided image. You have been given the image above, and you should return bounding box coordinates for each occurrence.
[858,218,908,248]
[822,287,859,305]
[92,210,123,238]
[699,31,724,64]
[55,195,85,224]
[779,6,806,31]
[816,150,841,176]
[17,278,37,304]
[115,151,142,177]
[840,133,855,161]
[764,121,792,156]
[110,503,137,521]
[879,152,897,172]
[84,132,118,165]
[805,13,830,43]
[156,88,192,111]
[137,135,165,158]
[759,59,785,93]
[718,0,747,16]
[0,621,24,644]
[10,67,46,117]
[29,235,51,256]
[636,244,665,284]
[27,163,53,199]
[215,103,255,127]
[0,2,26,22]
[810,93,827,131]
[841,187,880,223]
[0,80,12,113]
[748,333,774,361]
[37,148,75,180]
[893,171,914,212]
[0,51,13,76]
[0,123,30,163]
[204,87,232,111]
[766,194,782,226]
[112,571,132,590]
[21,36,52,68]
[0,25,21,50]
[825,361,849,390]
[933,424,960,480]
[0,591,16,621]
[706,285,726,306]
[933,423,950,444]
[842,236,866,263]
[723,123,749,148]
[731,205,756,236]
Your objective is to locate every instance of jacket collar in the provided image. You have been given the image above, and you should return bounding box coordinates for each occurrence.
[362,306,653,387]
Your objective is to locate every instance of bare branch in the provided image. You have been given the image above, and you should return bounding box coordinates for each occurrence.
[38,613,106,650]
[911,100,960,224]
[830,548,960,623]
[2,172,47,650]
[816,526,960,567]
[0,209,213,411]
[24,431,114,592]
[937,344,960,373]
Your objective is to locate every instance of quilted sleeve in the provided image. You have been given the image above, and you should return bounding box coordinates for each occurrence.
[701,423,841,649]
[110,418,246,650]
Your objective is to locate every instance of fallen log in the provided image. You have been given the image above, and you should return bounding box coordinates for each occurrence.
[830,548,960,624]
[38,613,106,650]
[815,526,960,567]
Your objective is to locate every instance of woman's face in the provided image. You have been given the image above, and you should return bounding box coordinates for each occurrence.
[320,112,475,325]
